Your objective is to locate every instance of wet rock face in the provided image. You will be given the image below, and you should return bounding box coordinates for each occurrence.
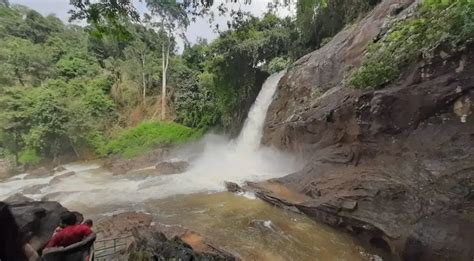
[259,0,474,260]
[97,212,238,260]
[8,201,81,251]
[103,148,169,175]
[49,171,76,185]
[155,160,189,175]
[0,159,13,179]
[25,167,51,179]
[224,182,243,193]
[128,229,237,261]
[5,194,34,204]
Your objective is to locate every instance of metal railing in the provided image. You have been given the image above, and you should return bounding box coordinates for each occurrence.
[94,235,133,260]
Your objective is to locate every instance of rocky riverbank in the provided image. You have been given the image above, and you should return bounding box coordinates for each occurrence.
[255,0,474,260]
[6,201,237,260]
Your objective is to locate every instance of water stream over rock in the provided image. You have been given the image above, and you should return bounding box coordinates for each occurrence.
[0,72,374,260]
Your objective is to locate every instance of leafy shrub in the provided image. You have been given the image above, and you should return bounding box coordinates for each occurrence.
[173,66,219,129]
[100,121,203,158]
[266,57,290,74]
[18,148,41,165]
[351,0,474,89]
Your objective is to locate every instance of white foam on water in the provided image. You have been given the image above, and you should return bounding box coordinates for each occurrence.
[0,176,53,199]
[0,71,300,207]
[263,220,273,229]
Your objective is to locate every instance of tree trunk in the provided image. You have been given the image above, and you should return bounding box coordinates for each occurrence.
[161,42,170,121]
[142,53,146,103]
[13,131,19,166]
[15,69,25,86]
[69,137,80,159]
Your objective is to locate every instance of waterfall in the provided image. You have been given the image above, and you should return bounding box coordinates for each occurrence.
[237,71,285,151]
[0,71,297,205]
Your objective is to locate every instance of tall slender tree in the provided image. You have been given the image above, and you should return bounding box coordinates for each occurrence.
[144,2,189,120]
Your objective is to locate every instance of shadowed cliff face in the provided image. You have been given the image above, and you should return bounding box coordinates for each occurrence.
[255,0,474,260]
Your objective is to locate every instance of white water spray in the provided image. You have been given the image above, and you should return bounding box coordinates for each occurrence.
[0,71,298,207]
[237,71,286,151]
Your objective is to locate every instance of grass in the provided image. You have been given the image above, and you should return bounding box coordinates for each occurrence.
[98,121,203,158]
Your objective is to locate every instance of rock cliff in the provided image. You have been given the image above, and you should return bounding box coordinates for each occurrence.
[8,200,80,251]
[255,0,474,260]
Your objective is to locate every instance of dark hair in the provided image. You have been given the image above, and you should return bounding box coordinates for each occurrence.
[83,219,93,227]
[60,211,77,226]
[0,202,28,261]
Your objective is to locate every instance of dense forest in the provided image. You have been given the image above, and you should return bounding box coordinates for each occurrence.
[2,0,468,169]
[0,0,378,168]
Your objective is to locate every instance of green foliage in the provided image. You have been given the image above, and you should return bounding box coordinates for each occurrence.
[0,78,116,161]
[56,55,100,79]
[18,148,41,165]
[266,57,290,73]
[351,0,474,89]
[0,5,121,165]
[0,1,342,165]
[296,0,380,55]
[99,121,202,158]
[196,13,297,130]
[173,66,219,129]
[0,36,54,86]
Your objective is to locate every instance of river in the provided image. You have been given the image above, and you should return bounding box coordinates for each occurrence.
[0,72,374,260]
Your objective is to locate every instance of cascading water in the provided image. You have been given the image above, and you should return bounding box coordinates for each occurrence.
[0,71,373,261]
[236,71,286,151]
[0,71,298,205]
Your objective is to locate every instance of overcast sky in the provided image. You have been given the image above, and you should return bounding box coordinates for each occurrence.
[9,0,295,47]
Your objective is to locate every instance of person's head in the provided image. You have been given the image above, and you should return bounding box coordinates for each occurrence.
[0,202,28,261]
[60,211,77,227]
[83,219,93,228]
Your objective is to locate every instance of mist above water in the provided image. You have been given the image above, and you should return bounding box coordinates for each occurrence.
[0,71,299,207]
[0,71,372,261]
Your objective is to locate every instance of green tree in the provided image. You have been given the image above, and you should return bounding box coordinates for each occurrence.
[142,2,189,120]
[0,37,53,86]
[296,0,380,53]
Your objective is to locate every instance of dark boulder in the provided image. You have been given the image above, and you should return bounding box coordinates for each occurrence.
[53,166,66,172]
[128,228,237,261]
[155,160,189,175]
[224,182,243,193]
[248,220,279,233]
[49,171,76,184]
[103,148,169,175]
[9,201,83,251]
[95,212,238,260]
[25,167,51,179]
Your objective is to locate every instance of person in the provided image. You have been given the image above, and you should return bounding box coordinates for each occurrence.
[45,212,92,249]
[83,219,93,228]
[0,202,39,261]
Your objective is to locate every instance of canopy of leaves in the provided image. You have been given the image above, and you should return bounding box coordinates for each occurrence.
[174,13,297,130]
[296,0,380,55]
[1,0,388,166]
[0,5,117,164]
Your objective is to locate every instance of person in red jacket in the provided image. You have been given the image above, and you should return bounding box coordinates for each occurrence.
[45,212,92,249]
